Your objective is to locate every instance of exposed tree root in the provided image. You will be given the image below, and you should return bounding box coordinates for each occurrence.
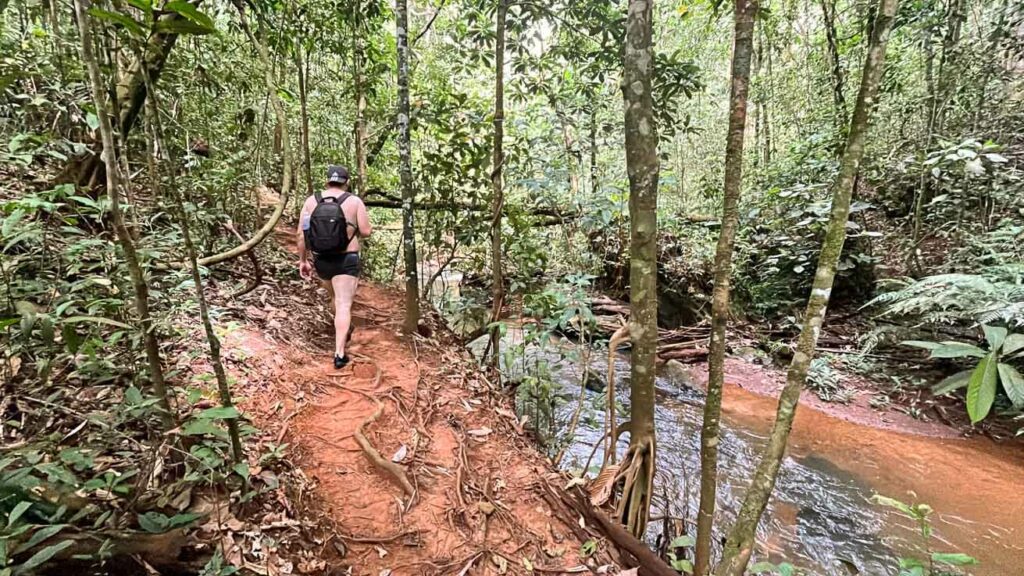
[224,220,263,297]
[347,355,416,496]
[605,324,630,466]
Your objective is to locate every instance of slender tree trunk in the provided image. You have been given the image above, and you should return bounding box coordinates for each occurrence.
[487,0,508,376]
[296,44,314,198]
[397,0,419,334]
[72,0,174,430]
[820,0,846,132]
[590,105,599,196]
[713,1,897,574]
[143,78,243,463]
[353,0,368,196]
[618,0,659,539]
[693,2,757,574]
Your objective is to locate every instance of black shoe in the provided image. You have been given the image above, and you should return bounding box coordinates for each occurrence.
[334,354,350,369]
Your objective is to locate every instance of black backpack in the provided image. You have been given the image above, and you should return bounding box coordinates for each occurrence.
[306,191,354,255]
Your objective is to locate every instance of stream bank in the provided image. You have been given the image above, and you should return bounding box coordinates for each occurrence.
[482,328,1024,576]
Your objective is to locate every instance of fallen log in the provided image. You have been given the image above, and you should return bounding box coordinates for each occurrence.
[658,347,708,362]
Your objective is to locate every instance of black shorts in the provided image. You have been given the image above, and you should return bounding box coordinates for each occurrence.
[314,252,360,280]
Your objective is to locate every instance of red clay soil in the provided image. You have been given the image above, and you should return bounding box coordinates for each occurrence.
[219,231,614,574]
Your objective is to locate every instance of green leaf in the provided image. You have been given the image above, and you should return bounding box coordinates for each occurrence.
[85,112,99,130]
[929,342,987,359]
[126,0,153,15]
[137,511,170,533]
[982,325,1007,352]
[180,419,226,439]
[154,18,214,35]
[21,524,65,553]
[997,363,1024,408]
[748,563,777,574]
[669,535,695,548]
[931,552,978,566]
[87,8,145,37]
[61,315,131,329]
[197,406,240,420]
[670,558,693,573]
[163,1,215,31]
[901,340,944,350]
[7,501,32,527]
[167,513,201,529]
[1003,334,1024,355]
[12,540,74,575]
[871,494,915,516]
[932,369,973,395]
[967,353,998,423]
[232,462,250,480]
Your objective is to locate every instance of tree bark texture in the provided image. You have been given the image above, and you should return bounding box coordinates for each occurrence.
[396,0,420,334]
[620,0,659,539]
[296,44,314,198]
[693,1,757,573]
[713,1,898,574]
[353,0,369,195]
[488,0,508,374]
[72,0,174,430]
[820,0,846,131]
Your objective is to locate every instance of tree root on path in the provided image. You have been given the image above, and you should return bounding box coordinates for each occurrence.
[342,355,416,496]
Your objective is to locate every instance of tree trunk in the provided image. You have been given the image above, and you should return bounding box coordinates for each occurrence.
[487,0,508,376]
[590,106,599,196]
[72,0,174,430]
[619,0,659,539]
[820,0,846,134]
[693,1,757,574]
[353,0,369,195]
[713,1,897,574]
[396,0,419,334]
[143,75,243,463]
[296,43,314,198]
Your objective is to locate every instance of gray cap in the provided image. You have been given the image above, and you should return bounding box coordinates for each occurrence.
[327,165,350,184]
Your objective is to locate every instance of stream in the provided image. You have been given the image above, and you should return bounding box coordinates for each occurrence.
[472,330,1024,576]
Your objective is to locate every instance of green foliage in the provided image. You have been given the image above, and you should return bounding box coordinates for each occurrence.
[871,495,978,576]
[902,325,1024,422]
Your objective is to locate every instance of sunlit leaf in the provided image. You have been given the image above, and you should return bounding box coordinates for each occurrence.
[966,353,998,423]
[997,363,1024,408]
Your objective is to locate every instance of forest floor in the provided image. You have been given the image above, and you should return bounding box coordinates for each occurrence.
[210,226,619,575]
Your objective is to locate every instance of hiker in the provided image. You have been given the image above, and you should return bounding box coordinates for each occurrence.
[297,165,372,369]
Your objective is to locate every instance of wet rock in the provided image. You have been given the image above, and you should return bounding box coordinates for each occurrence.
[584,369,606,392]
[658,359,693,386]
[733,345,766,363]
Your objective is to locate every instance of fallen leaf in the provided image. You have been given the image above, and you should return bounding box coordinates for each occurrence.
[543,545,564,558]
[478,501,495,515]
[492,553,508,575]
[589,464,621,507]
[467,427,492,437]
[375,545,388,558]
[391,444,408,463]
[378,570,392,576]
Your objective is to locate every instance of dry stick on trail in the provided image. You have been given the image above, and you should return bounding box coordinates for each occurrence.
[714,1,898,573]
[693,1,757,574]
[142,67,244,463]
[201,2,292,269]
[619,0,660,539]
[71,0,174,430]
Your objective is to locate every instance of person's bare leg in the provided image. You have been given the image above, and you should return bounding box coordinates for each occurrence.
[322,278,336,324]
[331,275,358,358]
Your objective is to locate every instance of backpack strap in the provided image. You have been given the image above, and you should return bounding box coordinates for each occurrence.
[337,192,352,205]
[314,190,324,204]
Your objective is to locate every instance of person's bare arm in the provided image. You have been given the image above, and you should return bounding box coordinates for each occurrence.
[297,197,314,278]
[357,201,372,238]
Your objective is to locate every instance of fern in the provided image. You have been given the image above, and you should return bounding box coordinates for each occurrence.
[866,264,1024,327]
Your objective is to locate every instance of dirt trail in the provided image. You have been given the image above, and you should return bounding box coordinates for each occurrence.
[220,228,609,575]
